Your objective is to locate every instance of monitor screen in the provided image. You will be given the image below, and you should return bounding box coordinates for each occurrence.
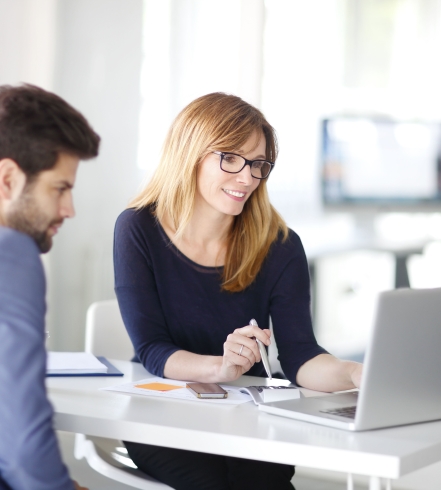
[321,117,441,208]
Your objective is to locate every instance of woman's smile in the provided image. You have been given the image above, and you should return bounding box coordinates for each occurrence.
[222,188,247,200]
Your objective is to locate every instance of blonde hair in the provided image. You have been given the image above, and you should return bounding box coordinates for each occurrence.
[130,92,288,292]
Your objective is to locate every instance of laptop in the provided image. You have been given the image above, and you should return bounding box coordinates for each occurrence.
[259,287,441,431]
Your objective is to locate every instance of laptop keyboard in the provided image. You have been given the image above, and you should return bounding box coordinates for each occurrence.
[320,405,357,419]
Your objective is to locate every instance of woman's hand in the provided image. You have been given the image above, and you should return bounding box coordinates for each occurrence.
[163,326,270,383]
[296,354,363,392]
[218,324,271,382]
[350,362,363,389]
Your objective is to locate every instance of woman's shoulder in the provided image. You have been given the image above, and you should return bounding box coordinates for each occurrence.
[114,206,163,250]
[115,205,157,232]
[262,227,307,270]
[271,227,305,256]
[257,228,309,287]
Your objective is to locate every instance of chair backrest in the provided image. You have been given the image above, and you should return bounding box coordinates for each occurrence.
[85,299,134,360]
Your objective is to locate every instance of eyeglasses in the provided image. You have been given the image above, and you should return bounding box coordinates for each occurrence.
[213,151,274,180]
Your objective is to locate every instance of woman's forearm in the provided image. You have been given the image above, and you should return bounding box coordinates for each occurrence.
[163,350,223,382]
[296,354,362,392]
[163,325,272,383]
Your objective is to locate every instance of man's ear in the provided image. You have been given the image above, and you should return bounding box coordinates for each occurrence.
[0,159,26,201]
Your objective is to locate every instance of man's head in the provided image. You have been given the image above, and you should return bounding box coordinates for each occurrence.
[0,84,100,252]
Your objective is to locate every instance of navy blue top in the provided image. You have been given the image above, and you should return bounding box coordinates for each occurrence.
[0,227,73,490]
[114,207,327,383]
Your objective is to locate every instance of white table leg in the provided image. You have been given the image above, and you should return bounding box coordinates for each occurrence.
[385,479,392,490]
[369,476,382,490]
[347,473,354,490]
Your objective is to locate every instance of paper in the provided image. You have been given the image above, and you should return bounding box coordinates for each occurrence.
[47,352,108,374]
[102,377,251,405]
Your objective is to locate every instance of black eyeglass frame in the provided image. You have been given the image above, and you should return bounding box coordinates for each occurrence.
[212,151,275,180]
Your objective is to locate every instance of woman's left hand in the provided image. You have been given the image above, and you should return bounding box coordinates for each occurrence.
[296,354,363,392]
[350,362,363,389]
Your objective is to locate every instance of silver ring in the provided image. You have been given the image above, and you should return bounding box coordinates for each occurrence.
[238,344,244,356]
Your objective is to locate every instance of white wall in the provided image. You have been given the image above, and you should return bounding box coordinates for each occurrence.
[0,0,144,351]
[0,0,57,89]
[46,0,144,350]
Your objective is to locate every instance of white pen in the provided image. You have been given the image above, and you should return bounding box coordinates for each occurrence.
[249,318,272,379]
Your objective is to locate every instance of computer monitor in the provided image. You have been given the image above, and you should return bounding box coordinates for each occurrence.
[321,116,441,212]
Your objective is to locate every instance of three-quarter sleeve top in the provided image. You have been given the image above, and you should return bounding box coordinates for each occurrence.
[114,206,327,383]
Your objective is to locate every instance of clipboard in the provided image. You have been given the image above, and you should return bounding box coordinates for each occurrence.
[46,356,124,377]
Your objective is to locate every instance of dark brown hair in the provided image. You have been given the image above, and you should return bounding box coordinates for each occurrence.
[0,84,100,177]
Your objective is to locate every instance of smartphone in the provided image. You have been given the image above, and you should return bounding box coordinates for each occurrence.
[186,382,228,399]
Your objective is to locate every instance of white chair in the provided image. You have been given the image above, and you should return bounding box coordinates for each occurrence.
[74,299,170,489]
[84,299,134,360]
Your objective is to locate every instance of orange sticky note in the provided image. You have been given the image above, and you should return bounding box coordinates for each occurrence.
[135,382,183,392]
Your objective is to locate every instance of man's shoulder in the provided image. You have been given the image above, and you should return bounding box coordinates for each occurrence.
[0,226,40,261]
[0,227,44,296]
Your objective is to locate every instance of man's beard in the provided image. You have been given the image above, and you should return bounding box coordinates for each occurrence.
[7,188,62,253]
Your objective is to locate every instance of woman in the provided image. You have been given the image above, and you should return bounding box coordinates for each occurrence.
[114,93,362,490]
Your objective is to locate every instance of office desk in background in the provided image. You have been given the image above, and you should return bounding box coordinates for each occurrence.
[306,236,427,290]
[47,360,441,490]
[298,220,430,361]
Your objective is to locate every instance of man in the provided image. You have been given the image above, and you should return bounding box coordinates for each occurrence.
[0,84,100,490]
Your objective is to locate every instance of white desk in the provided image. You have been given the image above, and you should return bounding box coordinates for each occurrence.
[47,360,441,490]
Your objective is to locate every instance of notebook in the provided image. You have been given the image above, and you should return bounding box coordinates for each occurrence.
[46,356,123,377]
[47,351,108,374]
[259,287,441,431]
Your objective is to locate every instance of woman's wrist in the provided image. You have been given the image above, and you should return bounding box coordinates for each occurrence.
[205,356,224,382]
[207,355,242,383]
[163,350,245,384]
[164,351,225,383]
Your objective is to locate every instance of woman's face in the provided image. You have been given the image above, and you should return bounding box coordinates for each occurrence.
[195,131,265,219]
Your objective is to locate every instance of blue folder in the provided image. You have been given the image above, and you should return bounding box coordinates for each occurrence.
[46,356,124,377]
